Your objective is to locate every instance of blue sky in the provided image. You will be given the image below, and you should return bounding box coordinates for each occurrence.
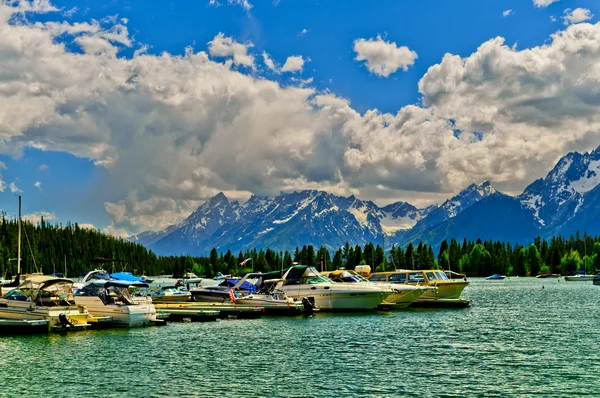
[1,0,600,235]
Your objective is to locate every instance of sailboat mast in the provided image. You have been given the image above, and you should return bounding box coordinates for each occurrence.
[17,195,21,275]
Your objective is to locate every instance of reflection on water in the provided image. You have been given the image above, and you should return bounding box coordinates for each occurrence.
[2,277,600,397]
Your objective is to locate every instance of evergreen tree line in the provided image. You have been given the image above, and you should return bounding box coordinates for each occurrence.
[1,217,599,278]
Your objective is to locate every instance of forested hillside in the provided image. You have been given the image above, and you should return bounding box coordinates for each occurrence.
[1,217,598,279]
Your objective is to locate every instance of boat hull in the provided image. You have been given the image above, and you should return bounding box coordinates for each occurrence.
[565,275,595,281]
[280,286,389,311]
[74,297,156,327]
[380,287,429,308]
[0,302,90,330]
[190,289,229,303]
[151,294,191,303]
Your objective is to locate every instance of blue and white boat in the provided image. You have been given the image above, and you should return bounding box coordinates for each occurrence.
[486,274,506,280]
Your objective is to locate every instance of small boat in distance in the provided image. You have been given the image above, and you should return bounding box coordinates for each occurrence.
[593,274,600,286]
[565,274,595,281]
[486,274,506,280]
[536,273,560,278]
[213,272,231,281]
[151,286,192,303]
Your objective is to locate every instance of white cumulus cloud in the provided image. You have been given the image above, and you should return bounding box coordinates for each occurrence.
[353,35,418,77]
[4,2,600,236]
[503,10,514,17]
[281,55,305,73]
[563,8,593,25]
[23,211,56,224]
[34,181,41,189]
[208,32,254,68]
[9,182,21,193]
[262,51,278,72]
[533,0,559,8]
[208,0,252,11]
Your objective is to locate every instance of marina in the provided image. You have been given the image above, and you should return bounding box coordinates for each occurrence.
[1,277,599,397]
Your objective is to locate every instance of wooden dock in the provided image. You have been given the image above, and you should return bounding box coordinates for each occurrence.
[155,303,264,319]
[158,308,220,322]
[0,319,50,334]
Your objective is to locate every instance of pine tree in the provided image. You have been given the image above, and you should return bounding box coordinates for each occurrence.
[406,243,414,270]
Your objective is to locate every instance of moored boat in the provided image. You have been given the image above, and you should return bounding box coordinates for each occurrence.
[536,273,560,278]
[0,275,90,331]
[229,273,307,314]
[565,274,595,281]
[151,286,192,303]
[323,269,431,308]
[486,274,506,280]
[189,278,257,303]
[593,274,600,285]
[74,279,157,327]
[369,270,471,307]
[274,266,392,311]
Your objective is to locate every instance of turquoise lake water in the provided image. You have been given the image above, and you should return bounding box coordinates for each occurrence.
[1,277,600,397]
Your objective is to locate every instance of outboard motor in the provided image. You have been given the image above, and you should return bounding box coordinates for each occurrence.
[58,313,74,328]
[301,297,316,313]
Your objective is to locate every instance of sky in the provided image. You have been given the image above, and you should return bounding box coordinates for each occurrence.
[1,0,600,236]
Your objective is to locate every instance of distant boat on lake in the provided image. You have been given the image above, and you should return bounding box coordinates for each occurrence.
[564,274,594,281]
[486,274,506,280]
[536,273,560,278]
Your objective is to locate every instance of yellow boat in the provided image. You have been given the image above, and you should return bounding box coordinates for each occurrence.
[0,275,91,331]
[322,269,430,308]
[368,270,471,307]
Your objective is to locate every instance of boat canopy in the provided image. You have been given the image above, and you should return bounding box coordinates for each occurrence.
[86,279,149,288]
[110,272,147,283]
[21,275,75,289]
[220,279,257,292]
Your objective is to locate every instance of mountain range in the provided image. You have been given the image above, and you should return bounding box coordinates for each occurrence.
[130,146,600,255]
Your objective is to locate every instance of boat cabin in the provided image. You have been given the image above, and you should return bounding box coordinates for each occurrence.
[369,270,451,285]
[2,276,76,307]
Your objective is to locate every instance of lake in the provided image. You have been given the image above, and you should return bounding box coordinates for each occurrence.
[1,277,600,397]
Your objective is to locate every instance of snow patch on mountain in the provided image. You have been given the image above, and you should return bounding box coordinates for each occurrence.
[569,160,600,194]
[379,213,419,234]
[349,206,369,226]
[520,194,545,225]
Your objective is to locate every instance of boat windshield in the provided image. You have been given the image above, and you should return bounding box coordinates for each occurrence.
[75,284,135,305]
[435,271,449,280]
[329,271,365,283]
[407,272,426,283]
[285,267,331,285]
[5,281,74,306]
[425,272,437,282]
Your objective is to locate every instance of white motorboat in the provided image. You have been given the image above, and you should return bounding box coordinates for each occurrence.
[74,279,156,327]
[564,274,595,281]
[0,275,90,331]
[229,274,306,314]
[323,269,431,308]
[275,266,392,311]
[151,286,192,303]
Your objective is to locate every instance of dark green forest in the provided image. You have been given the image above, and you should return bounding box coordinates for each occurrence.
[0,217,598,279]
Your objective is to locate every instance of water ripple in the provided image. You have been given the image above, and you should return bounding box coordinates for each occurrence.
[2,278,600,397]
